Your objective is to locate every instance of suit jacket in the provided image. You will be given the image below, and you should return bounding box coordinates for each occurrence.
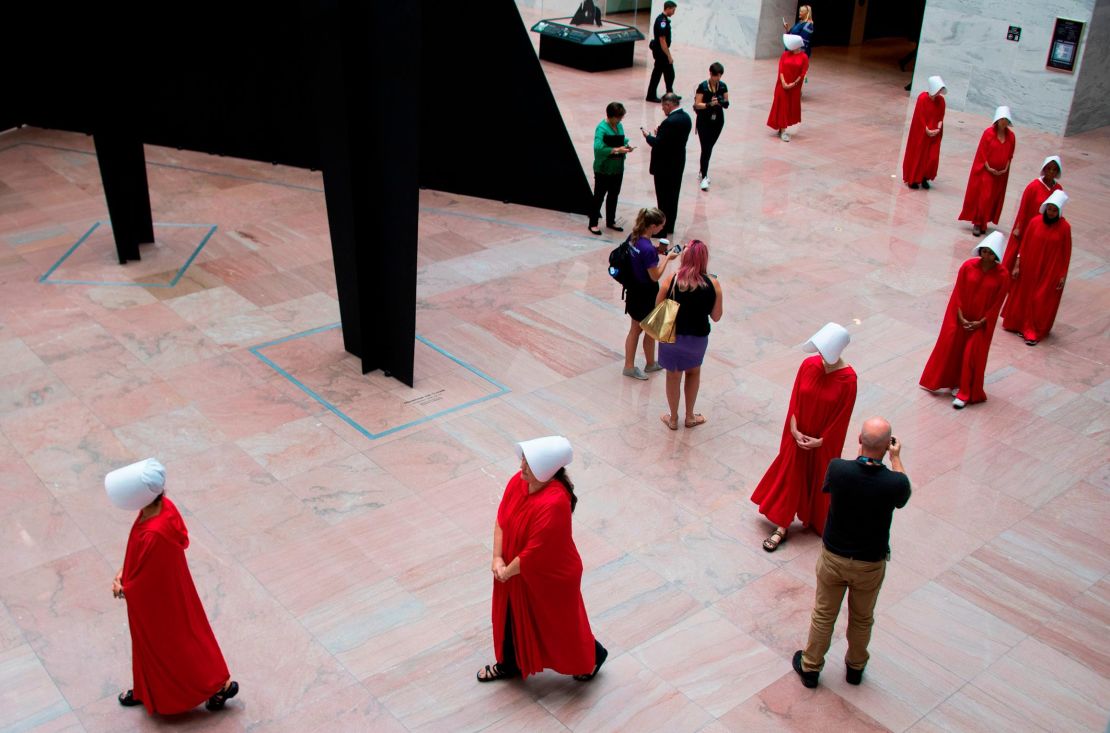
[647,108,691,177]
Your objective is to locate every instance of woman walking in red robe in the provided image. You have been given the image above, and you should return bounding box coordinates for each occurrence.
[1002,155,1062,274]
[477,436,607,683]
[902,75,946,189]
[106,459,238,715]
[920,232,1010,408]
[959,106,1016,236]
[751,323,857,552]
[1001,190,1072,345]
[767,34,810,142]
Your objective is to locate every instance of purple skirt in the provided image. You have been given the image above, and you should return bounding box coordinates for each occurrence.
[658,334,709,371]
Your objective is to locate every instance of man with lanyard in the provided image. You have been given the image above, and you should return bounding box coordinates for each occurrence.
[793,417,911,689]
[646,1,677,103]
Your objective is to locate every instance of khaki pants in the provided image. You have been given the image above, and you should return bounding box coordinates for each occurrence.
[801,547,886,673]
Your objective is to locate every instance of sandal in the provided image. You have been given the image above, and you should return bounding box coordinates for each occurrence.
[476,663,520,683]
[118,689,143,707]
[660,414,678,431]
[684,414,706,428]
[205,680,239,711]
[762,528,787,553]
[573,646,609,681]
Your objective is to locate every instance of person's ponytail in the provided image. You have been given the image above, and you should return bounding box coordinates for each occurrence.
[552,467,577,513]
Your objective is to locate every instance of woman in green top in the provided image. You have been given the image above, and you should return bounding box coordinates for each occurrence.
[588,102,634,235]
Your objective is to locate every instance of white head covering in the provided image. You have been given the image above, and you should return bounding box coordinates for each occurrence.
[1040,189,1069,214]
[516,436,573,483]
[992,106,1012,124]
[1040,155,1063,177]
[784,34,805,51]
[973,231,1006,261]
[927,75,946,96]
[802,323,850,364]
[105,458,166,511]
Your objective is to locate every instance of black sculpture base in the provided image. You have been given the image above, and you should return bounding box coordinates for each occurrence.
[532,18,643,72]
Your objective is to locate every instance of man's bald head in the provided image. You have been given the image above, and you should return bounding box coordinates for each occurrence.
[860,417,892,451]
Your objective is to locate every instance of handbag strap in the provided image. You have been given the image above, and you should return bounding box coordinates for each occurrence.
[668,274,679,299]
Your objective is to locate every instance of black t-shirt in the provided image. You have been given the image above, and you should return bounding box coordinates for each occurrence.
[651,13,672,51]
[695,80,729,123]
[821,458,911,562]
[670,275,716,337]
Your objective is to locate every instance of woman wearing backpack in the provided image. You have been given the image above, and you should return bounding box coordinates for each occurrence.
[623,208,678,380]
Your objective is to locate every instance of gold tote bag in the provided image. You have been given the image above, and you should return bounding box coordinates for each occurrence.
[640,277,679,343]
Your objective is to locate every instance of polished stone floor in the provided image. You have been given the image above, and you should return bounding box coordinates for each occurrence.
[1,12,1108,733]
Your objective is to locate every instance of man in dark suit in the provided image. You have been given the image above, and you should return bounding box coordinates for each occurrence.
[642,92,691,238]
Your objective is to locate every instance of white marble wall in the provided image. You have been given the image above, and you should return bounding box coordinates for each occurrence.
[912,0,1099,135]
[1066,0,1110,134]
[646,0,795,59]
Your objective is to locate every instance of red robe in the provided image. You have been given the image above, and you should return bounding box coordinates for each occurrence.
[123,498,228,715]
[750,356,857,534]
[766,51,809,131]
[1002,178,1062,273]
[958,127,1016,227]
[1001,216,1072,341]
[920,258,1010,404]
[902,91,945,184]
[492,473,595,678]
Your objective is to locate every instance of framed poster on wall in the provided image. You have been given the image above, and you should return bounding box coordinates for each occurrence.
[1046,17,1083,72]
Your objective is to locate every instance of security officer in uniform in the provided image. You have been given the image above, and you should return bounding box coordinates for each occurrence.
[646,1,677,103]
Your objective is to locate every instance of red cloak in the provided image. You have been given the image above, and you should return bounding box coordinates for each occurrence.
[766,51,809,131]
[902,91,945,184]
[122,498,228,715]
[750,356,857,534]
[1001,216,1072,341]
[958,126,1016,227]
[492,473,595,678]
[920,258,1010,404]
[1002,178,1062,273]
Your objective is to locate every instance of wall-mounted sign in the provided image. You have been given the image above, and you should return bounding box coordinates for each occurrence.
[1046,18,1083,72]
[1007,26,1021,41]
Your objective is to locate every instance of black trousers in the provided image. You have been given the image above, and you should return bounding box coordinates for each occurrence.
[589,171,624,227]
[653,169,682,236]
[647,50,675,98]
[500,602,607,675]
[696,120,723,179]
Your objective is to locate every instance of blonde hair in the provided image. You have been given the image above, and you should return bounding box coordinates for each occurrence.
[631,208,666,242]
[799,5,813,22]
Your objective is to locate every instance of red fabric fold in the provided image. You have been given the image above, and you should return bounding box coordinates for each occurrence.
[766,51,809,131]
[958,127,1016,226]
[902,91,945,184]
[1001,217,1071,342]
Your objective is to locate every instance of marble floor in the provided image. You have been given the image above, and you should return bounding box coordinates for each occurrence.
[1,11,1108,733]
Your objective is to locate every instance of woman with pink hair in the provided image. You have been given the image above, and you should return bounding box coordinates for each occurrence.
[654,240,724,430]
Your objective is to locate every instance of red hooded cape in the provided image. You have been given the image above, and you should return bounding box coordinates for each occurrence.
[920,258,1010,404]
[1002,178,1062,273]
[492,473,595,678]
[1001,216,1072,341]
[766,51,809,131]
[902,91,945,184]
[123,498,228,715]
[750,356,857,534]
[958,126,1016,226]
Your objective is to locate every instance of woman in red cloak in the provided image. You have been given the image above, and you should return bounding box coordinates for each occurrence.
[1002,190,1072,345]
[767,34,810,142]
[920,232,1011,408]
[477,436,607,683]
[751,323,857,552]
[958,106,1016,236]
[902,75,946,189]
[106,459,238,715]
[1002,155,1062,274]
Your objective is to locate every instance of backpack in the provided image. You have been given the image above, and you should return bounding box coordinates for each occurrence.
[608,237,637,292]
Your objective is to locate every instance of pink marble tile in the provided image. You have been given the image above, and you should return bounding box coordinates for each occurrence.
[250,683,407,733]
[0,644,72,732]
[0,338,46,377]
[1033,577,1110,678]
[112,405,227,461]
[279,452,413,524]
[0,500,92,579]
[716,671,890,732]
[363,425,489,491]
[910,468,1034,534]
[193,381,312,442]
[712,569,821,658]
[235,416,357,480]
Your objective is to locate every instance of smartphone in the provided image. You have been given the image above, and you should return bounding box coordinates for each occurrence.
[670,244,683,254]
[890,437,897,446]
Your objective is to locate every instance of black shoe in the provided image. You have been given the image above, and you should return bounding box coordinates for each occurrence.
[846,665,864,685]
[646,95,662,103]
[606,223,624,232]
[909,182,920,190]
[588,224,602,236]
[921,180,931,190]
[792,651,819,688]
[206,680,239,711]
[118,690,143,707]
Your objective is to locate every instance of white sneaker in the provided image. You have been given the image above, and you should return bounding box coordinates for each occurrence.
[700,176,710,191]
[952,397,967,409]
[781,132,791,142]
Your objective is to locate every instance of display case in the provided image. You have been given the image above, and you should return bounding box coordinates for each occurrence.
[531,15,645,71]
